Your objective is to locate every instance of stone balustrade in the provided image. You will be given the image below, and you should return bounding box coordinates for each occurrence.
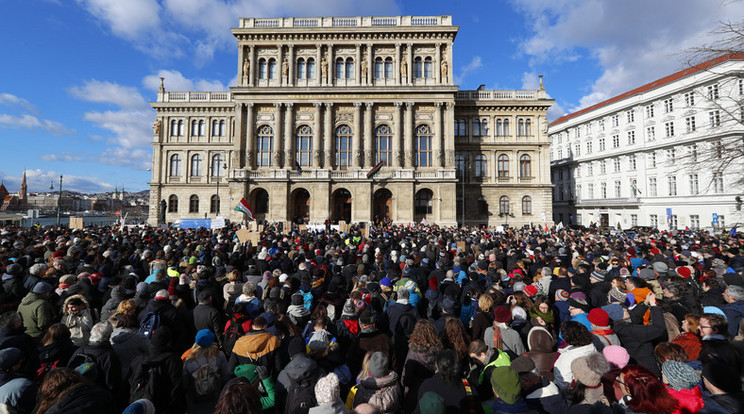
[240,16,453,29]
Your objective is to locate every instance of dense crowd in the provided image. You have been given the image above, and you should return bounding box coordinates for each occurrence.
[0,222,742,414]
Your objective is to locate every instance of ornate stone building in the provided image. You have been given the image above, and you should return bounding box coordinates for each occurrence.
[148,16,554,227]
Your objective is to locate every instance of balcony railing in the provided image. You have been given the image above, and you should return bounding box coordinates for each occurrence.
[160,92,231,102]
[239,16,453,29]
[231,168,456,180]
[455,90,539,101]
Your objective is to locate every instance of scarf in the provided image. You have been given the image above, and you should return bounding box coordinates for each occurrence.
[529,308,555,324]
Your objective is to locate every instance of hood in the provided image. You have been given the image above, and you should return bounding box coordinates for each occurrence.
[20,292,43,305]
[62,294,90,313]
[360,370,399,389]
[109,285,129,301]
[111,328,139,344]
[527,326,556,353]
[286,354,318,381]
[287,304,310,317]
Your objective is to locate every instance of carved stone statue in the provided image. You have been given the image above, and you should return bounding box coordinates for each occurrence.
[441,59,448,79]
[401,56,408,80]
[361,58,368,80]
[152,119,161,135]
[321,56,328,79]
[242,58,250,85]
[281,58,289,80]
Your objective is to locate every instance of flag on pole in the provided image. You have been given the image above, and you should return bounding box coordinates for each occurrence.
[367,160,384,179]
[234,198,254,220]
[295,160,303,174]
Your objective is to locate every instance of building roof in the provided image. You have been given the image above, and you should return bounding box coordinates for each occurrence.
[549,54,744,128]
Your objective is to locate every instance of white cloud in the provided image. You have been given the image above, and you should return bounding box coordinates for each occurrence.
[0,169,115,193]
[455,56,483,85]
[99,147,152,170]
[511,0,744,110]
[521,72,539,90]
[68,80,147,109]
[0,93,38,114]
[143,69,228,92]
[0,114,74,135]
[82,109,152,148]
[41,153,84,162]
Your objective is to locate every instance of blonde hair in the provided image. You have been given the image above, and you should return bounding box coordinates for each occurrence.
[478,294,494,312]
[357,351,375,382]
[115,299,137,315]
[185,342,221,363]
[228,269,241,283]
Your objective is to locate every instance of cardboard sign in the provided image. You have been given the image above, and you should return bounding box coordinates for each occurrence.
[339,220,347,233]
[69,217,84,230]
[299,224,307,232]
[456,241,466,251]
[211,217,225,229]
[361,225,369,239]
[248,232,261,244]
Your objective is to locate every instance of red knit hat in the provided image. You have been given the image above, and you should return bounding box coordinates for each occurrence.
[494,306,512,323]
[523,284,538,297]
[587,308,610,327]
[676,266,692,278]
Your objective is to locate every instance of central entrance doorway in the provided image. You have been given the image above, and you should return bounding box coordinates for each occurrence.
[332,189,352,224]
[373,189,392,223]
[291,188,310,223]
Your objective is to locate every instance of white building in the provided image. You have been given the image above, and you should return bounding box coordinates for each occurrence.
[549,55,744,230]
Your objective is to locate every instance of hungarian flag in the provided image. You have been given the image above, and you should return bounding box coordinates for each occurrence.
[234,198,254,220]
[367,160,383,179]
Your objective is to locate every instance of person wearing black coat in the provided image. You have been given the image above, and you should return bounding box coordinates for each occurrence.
[0,311,39,378]
[67,322,122,406]
[612,296,667,377]
[128,326,185,414]
[192,291,224,347]
[138,292,186,350]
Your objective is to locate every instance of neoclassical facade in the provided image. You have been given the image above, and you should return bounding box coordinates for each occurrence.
[148,16,554,227]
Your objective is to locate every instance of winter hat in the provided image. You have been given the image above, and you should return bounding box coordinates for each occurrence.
[569,291,587,301]
[122,399,156,414]
[59,274,77,286]
[571,353,610,387]
[288,337,306,357]
[342,299,357,317]
[510,356,536,374]
[568,297,590,313]
[653,261,669,275]
[368,352,389,377]
[703,306,727,320]
[676,266,692,279]
[308,329,332,352]
[4,264,21,276]
[490,366,521,405]
[419,392,446,414]
[291,293,304,306]
[662,360,700,391]
[150,326,172,350]
[639,268,656,281]
[513,281,526,292]
[523,284,538,297]
[0,348,21,371]
[555,289,569,301]
[29,263,47,276]
[32,281,53,294]
[195,329,216,347]
[154,289,169,300]
[601,304,624,322]
[602,345,630,369]
[608,287,626,304]
[702,359,741,393]
[279,273,288,283]
[587,308,610,327]
[494,306,512,323]
[590,270,607,282]
[511,306,527,322]
[314,373,340,405]
[380,277,392,287]
[234,364,259,383]
[75,362,98,382]
[136,282,149,294]
[442,297,458,314]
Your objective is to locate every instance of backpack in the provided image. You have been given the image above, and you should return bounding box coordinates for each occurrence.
[284,374,316,414]
[67,350,96,371]
[139,310,161,339]
[223,316,249,355]
[302,290,313,311]
[191,362,222,400]
[130,360,165,408]
[394,311,417,341]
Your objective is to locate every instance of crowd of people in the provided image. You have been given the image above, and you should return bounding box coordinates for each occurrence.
[0,222,742,414]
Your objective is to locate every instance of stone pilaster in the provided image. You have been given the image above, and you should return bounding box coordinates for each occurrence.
[235,103,245,168]
[287,45,294,86]
[353,102,362,167]
[274,103,283,167]
[406,43,413,85]
[364,103,374,167]
[284,103,294,169]
[435,43,441,84]
[314,103,322,166]
[434,102,443,167]
[249,46,256,86]
[245,103,255,169]
[324,103,333,168]
[445,102,455,167]
[238,44,246,86]
[367,44,374,85]
[355,44,362,85]
[404,102,414,168]
[393,102,403,168]
[395,43,401,85]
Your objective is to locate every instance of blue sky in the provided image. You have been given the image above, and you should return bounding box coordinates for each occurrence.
[1,0,741,194]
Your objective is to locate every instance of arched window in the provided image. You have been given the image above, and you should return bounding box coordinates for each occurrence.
[424,57,432,78]
[455,153,465,178]
[177,120,184,136]
[522,196,532,215]
[170,120,177,136]
[168,195,178,213]
[456,120,466,137]
[268,58,277,79]
[415,124,432,167]
[481,119,488,135]
[254,189,269,214]
[519,154,532,177]
[335,125,352,169]
[499,196,510,215]
[473,119,481,136]
[198,120,205,136]
[345,58,354,79]
[518,119,525,136]
[259,58,267,79]
[495,119,502,136]
[210,195,220,214]
[384,57,393,78]
[475,154,487,178]
[414,57,422,78]
[307,58,316,78]
[189,195,199,213]
[497,154,509,177]
[336,57,344,79]
[190,154,202,176]
[374,57,383,78]
[525,119,532,136]
[503,119,510,135]
[296,125,313,166]
[297,58,306,79]
[257,125,273,166]
[375,125,392,166]
[414,190,433,216]
[211,153,224,177]
[169,154,181,176]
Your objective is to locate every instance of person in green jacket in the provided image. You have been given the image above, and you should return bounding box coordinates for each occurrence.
[234,363,275,410]
[16,282,54,341]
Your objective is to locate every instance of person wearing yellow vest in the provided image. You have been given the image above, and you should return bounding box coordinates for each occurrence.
[466,339,511,401]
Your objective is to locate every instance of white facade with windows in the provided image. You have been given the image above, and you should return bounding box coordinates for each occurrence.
[549,55,744,230]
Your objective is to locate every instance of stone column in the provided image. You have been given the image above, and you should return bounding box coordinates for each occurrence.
[393,102,403,168]
[235,103,245,168]
[284,103,294,169]
[287,45,295,87]
[404,102,414,168]
[274,103,283,167]
[316,44,322,85]
[395,43,401,85]
[447,44,454,85]
[353,102,362,167]
[324,103,333,168]
[406,43,413,85]
[327,44,334,86]
[434,103,443,167]
[445,102,455,168]
[435,43,441,84]
[355,44,362,85]
[314,103,322,167]
[367,44,374,85]
[277,45,284,86]
[245,103,255,169]
[237,44,245,86]
[249,47,256,87]
[364,103,374,167]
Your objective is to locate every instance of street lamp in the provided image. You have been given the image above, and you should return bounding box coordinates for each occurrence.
[50,175,62,226]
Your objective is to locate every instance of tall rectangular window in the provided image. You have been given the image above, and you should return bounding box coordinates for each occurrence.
[598,119,605,131]
[613,158,621,172]
[646,126,655,141]
[709,110,721,127]
[626,109,635,123]
[670,215,678,229]
[631,214,638,226]
[685,116,696,132]
[627,131,636,145]
[668,176,677,196]
[601,182,607,198]
[599,137,605,151]
[684,92,695,107]
[649,177,657,196]
[586,141,592,154]
[629,155,637,170]
[611,114,619,127]
[665,121,674,137]
[612,135,619,148]
[650,214,658,228]
[708,84,719,100]
[587,183,594,199]
[650,151,657,168]
[690,215,700,229]
[689,174,699,195]
[600,160,606,174]
[713,173,724,193]
[667,148,676,164]
[614,180,621,198]
[664,98,674,113]
[645,104,655,118]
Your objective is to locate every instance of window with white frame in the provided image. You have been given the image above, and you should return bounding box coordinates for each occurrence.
[650,151,657,167]
[714,140,723,158]
[665,121,674,137]
[586,141,592,154]
[587,183,594,199]
[575,127,580,139]
[667,148,676,163]
[709,110,721,127]
[684,92,695,107]
[631,214,638,226]
[627,131,636,145]
[629,155,637,170]
[720,215,726,229]
[587,163,593,175]
[598,119,605,131]
[670,215,678,229]
[600,160,606,174]
[614,180,622,198]
[599,137,606,151]
[708,84,719,100]
[575,143,581,157]
[650,214,658,228]
[613,158,621,172]
[688,144,698,162]
[601,182,607,198]
[612,134,619,148]
[627,109,635,123]
[586,123,592,135]
[576,184,582,201]
[664,98,674,113]
[668,176,677,196]
[649,177,657,196]
[558,149,562,159]
[473,119,481,137]
[713,173,724,193]
[689,174,699,195]
[690,215,700,229]
[646,126,655,141]
[645,104,655,118]
[685,116,696,133]
[611,114,619,127]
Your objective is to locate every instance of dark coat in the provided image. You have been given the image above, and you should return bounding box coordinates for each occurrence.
[415,372,483,414]
[138,298,186,349]
[589,281,612,308]
[0,327,39,378]
[347,328,396,377]
[472,310,493,342]
[613,305,667,377]
[402,345,440,413]
[67,342,122,394]
[722,301,744,338]
[42,384,117,414]
[129,349,185,414]
[192,302,224,345]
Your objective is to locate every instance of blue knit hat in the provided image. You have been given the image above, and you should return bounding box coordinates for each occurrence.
[662,360,700,390]
[194,329,216,347]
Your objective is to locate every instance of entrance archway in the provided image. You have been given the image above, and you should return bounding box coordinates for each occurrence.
[248,188,269,221]
[373,188,392,223]
[414,189,433,223]
[332,189,352,224]
[291,188,310,223]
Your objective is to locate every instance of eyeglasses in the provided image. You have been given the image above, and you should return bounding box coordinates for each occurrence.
[616,378,626,386]
[699,325,712,329]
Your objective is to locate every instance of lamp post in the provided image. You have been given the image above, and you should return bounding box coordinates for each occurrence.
[50,175,62,226]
